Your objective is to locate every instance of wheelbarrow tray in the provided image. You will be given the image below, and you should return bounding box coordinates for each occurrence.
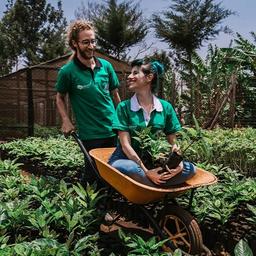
[89,148,217,204]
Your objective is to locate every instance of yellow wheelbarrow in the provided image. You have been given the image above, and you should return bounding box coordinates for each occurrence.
[72,132,217,254]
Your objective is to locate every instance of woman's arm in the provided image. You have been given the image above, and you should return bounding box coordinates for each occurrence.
[167,133,179,153]
[118,131,172,185]
[118,130,147,171]
[166,133,183,177]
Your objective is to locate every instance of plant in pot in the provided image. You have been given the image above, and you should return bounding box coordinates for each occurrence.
[132,116,207,173]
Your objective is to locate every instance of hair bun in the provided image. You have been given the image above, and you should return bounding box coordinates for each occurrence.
[151,61,164,76]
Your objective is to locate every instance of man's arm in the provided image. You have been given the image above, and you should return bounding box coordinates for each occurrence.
[111,88,121,106]
[56,92,75,135]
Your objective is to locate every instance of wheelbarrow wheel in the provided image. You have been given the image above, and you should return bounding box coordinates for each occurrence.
[158,205,203,254]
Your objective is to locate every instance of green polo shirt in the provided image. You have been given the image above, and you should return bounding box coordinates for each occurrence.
[113,96,181,152]
[55,56,119,140]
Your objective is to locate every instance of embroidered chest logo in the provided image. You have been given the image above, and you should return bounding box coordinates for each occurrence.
[76,83,92,90]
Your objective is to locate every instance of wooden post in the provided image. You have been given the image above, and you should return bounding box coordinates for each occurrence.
[26,68,34,136]
[45,69,50,126]
[229,75,237,128]
[17,73,21,123]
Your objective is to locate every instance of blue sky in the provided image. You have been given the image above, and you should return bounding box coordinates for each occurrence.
[1,0,256,58]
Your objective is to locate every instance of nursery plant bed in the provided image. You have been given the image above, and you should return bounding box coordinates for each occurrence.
[99,217,155,256]
[201,200,256,255]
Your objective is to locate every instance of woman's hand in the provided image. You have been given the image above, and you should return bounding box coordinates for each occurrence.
[146,167,178,185]
[171,143,180,153]
[146,167,164,185]
[165,161,183,179]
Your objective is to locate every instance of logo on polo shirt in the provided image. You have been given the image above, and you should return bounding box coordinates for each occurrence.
[76,83,91,90]
[102,82,109,91]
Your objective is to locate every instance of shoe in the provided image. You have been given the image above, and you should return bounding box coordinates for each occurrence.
[104,211,120,225]
[104,212,115,222]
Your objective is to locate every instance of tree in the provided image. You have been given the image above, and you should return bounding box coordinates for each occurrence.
[0,0,67,75]
[152,0,234,118]
[232,32,256,127]
[0,22,17,75]
[75,0,148,60]
[145,50,172,71]
[75,1,103,21]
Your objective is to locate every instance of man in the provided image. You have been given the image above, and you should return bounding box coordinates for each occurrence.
[55,20,121,184]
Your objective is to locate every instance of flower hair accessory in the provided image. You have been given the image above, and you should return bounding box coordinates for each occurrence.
[150,61,164,76]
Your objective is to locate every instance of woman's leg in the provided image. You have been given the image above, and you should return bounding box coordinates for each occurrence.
[110,159,155,186]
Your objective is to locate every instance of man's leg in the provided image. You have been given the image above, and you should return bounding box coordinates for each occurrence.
[81,136,116,186]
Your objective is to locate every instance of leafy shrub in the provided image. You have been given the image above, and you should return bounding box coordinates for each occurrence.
[118,229,182,256]
[0,159,103,255]
[234,239,253,256]
[0,136,84,180]
[34,124,60,138]
[185,128,256,177]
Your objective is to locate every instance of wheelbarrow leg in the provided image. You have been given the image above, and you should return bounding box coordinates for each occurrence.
[71,132,108,189]
[188,188,196,210]
[138,205,177,251]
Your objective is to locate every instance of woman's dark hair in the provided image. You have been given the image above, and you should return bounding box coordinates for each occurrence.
[131,59,164,93]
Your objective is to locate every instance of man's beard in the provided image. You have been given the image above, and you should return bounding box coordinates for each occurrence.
[77,44,94,60]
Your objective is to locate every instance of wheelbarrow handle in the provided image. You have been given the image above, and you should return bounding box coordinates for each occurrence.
[70,131,99,177]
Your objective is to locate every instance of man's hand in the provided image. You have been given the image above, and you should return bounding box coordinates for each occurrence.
[61,119,75,137]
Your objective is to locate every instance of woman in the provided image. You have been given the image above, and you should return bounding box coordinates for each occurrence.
[108,59,196,187]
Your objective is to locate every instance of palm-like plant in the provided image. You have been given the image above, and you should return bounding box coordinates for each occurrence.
[231,32,256,126]
[152,0,234,118]
[233,33,256,75]
[179,45,242,126]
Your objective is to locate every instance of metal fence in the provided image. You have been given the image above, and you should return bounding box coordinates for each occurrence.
[0,53,130,140]
[1,54,256,140]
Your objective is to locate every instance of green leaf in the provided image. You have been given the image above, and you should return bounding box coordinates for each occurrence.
[214,199,221,208]
[66,230,75,249]
[173,249,183,256]
[234,239,253,256]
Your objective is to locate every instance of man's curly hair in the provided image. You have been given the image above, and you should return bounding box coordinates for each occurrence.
[67,20,95,51]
